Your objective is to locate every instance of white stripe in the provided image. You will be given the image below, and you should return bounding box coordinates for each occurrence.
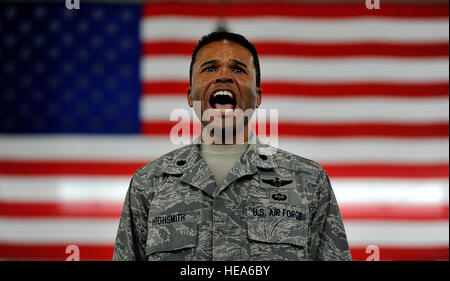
[261,57,449,82]
[0,177,447,206]
[0,218,447,246]
[277,137,449,163]
[141,56,449,82]
[331,179,449,205]
[0,177,129,202]
[345,220,449,246]
[140,96,450,123]
[0,219,118,244]
[0,135,182,161]
[141,17,449,43]
[0,135,448,163]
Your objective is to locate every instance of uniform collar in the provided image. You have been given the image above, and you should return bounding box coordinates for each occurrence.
[163,132,277,198]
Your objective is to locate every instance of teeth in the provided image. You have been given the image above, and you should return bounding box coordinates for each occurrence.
[213,91,233,99]
[215,108,233,113]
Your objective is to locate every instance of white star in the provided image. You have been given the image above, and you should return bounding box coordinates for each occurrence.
[62,34,74,45]
[106,77,117,90]
[34,6,47,20]
[35,61,46,74]
[33,35,45,48]
[4,34,16,48]
[78,20,89,33]
[19,48,32,61]
[20,75,31,89]
[105,50,117,62]
[63,61,74,74]
[33,91,43,102]
[63,90,74,102]
[92,62,104,75]
[18,103,31,116]
[106,23,118,35]
[19,21,31,34]
[77,76,89,89]
[77,48,89,60]
[4,89,15,102]
[48,47,60,59]
[92,8,105,21]
[48,75,60,89]
[3,61,16,75]
[91,36,102,48]
[121,9,133,22]
[120,37,132,50]
[4,6,17,20]
[49,20,60,33]
[120,65,132,77]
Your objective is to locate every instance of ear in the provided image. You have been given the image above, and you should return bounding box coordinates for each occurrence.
[187,87,193,107]
[256,87,262,108]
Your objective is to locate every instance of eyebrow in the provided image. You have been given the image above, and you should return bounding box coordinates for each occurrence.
[231,59,248,69]
[199,60,218,68]
[199,59,249,69]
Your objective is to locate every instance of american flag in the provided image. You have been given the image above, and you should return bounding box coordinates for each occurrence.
[0,1,448,261]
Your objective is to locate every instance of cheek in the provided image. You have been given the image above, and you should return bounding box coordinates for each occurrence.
[239,92,257,111]
[245,93,258,107]
[238,82,258,107]
[190,85,206,100]
[235,73,257,92]
[191,76,212,98]
[190,86,209,111]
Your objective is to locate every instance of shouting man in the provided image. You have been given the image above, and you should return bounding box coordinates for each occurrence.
[113,31,351,261]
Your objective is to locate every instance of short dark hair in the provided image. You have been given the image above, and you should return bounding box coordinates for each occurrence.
[189,31,261,88]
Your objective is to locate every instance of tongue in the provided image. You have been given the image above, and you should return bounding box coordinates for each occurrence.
[214,104,234,109]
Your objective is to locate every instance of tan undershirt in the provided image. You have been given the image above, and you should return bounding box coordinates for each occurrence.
[200,143,248,187]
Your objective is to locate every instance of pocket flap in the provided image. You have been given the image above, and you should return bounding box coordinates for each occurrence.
[145,221,197,255]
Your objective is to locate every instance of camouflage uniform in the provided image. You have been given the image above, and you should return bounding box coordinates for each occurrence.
[113,137,352,261]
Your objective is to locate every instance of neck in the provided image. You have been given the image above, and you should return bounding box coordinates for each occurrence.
[201,124,251,145]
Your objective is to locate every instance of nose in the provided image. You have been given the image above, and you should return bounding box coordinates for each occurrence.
[215,74,233,84]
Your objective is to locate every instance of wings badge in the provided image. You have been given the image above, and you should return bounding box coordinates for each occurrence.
[261,177,293,187]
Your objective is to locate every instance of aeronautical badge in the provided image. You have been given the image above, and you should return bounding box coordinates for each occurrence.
[269,191,289,204]
[272,192,287,201]
[261,177,293,187]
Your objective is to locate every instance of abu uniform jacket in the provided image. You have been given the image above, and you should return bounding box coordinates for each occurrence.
[113,137,352,261]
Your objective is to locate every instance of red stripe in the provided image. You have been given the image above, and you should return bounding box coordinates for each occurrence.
[0,160,144,176]
[340,204,449,221]
[350,246,449,261]
[0,243,113,261]
[141,121,449,138]
[0,201,447,221]
[0,243,446,261]
[256,42,450,58]
[0,160,447,178]
[260,82,450,98]
[270,122,449,138]
[143,42,196,56]
[142,81,449,98]
[0,202,123,218]
[324,163,449,178]
[143,3,449,18]
[143,41,450,58]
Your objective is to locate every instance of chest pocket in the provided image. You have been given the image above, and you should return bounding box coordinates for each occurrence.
[247,204,309,261]
[247,172,309,261]
[145,212,198,261]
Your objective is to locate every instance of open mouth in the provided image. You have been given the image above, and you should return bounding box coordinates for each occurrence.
[209,90,237,112]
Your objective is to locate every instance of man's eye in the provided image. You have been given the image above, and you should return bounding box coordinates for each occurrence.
[202,66,216,72]
[232,66,246,73]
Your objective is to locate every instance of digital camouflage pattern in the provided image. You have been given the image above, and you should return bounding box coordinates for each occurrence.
[113,137,352,261]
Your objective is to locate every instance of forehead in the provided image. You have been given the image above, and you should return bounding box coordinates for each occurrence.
[195,40,254,67]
